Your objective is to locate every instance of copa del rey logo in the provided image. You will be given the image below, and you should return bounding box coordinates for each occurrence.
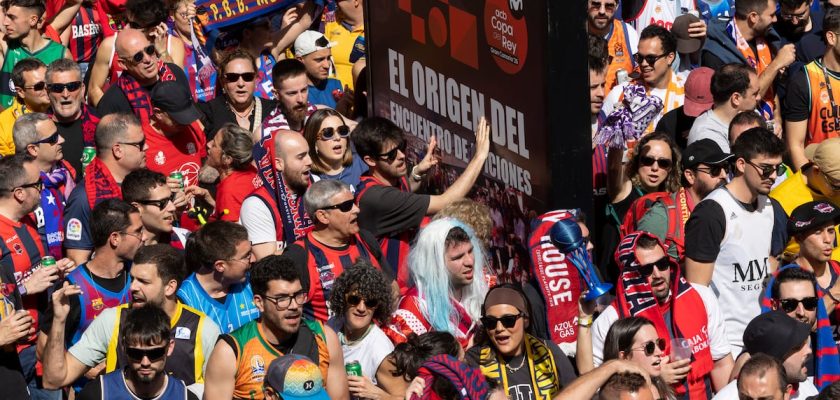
[815,203,835,214]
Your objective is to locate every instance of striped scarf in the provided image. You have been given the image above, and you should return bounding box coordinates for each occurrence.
[761,264,840,390]
[83,157,121,210]
[478,334,560,400]
[412,355,489,400]
[116,60,176,124]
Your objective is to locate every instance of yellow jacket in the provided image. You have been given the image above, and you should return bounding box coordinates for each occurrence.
[770,170,840,261]
[0,100,26,156]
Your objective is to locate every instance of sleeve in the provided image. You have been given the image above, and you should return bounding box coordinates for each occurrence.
[591,306,619,367]
[770,198,789,257]
[63,187,93,250]
[692,284,731,360]
[199,317,221,379]
[68,307,117,367]
[546,341,577,386]
[684,201,726,263]
[239,196,278,245]
[76,376,102,400]
[358,187,430,237]
[701,51,725,70]
[781,65,811,122]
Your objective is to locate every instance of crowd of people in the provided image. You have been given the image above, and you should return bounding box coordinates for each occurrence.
[0,0,836,398]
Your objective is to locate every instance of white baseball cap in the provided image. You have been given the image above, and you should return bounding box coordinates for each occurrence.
[294,30,337,57]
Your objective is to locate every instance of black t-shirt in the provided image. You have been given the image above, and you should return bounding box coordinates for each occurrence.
[56,118,86,176]
[0,350,28,399]
[77,374,200,400]
[96,63,190,117]
[464,340,577,399]
[357,185,430,238]
[196,96,278,140]
[39,265,130,345]
[782,62,840,122]
[654,106,693,151]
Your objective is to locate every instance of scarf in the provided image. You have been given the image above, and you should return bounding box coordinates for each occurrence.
[50,103,100,147]
[411,355,489,400]
[727,19,776,118]
[613,232,714,399]
[252,131,313,244]
[478,334,560,400]
[83,157,121,210]
[116,60,176,124]
[595,83,664,149]
[761,264,840,390]
[41,168,68,259]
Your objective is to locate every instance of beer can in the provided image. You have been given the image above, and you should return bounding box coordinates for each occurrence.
[169,171,184,188]
[81,147,96,168]
[41,256,56,268]
[345,361,362,377]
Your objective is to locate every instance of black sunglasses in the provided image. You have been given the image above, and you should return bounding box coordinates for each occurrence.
[136,193,176,209]
[320,199,354,213]
[779,297,819,313]
[746,160,784,179]
[24,81,46,92]
[632,338,666,356]
[124,45,156,64]
[32,131,60,146]
[224,72,256,83]
[125,346,168,361]
[346,294,379,309]
[695,164,729,177]
[633,52,669,66]
[46,81,82,94]
[319,125,350,140]
[637,256,671,277]
[377,142,407,163]
[119,138,146,150]
[640,155,673,169]
[128,20,157,30]
[481,313,525,330]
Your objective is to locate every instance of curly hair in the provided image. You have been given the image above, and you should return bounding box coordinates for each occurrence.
[627,131,682,193]
[432,199,492,248]
[328,259,394,324]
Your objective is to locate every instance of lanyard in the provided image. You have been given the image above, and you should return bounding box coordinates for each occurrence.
[821,59,840,127]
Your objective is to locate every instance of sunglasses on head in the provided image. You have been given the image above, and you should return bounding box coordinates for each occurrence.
[481,313,525,330]
[32,131,60,146]
[779,297,819,313]
[46,81,82,94]
[637,256,671,277]
[746,160,784,179]
[640,155,673,169]
[319,199,354,213]
[125,345,168,361]
[632,338,666,356]
[224,72,256,83]
[319,125,350,140]
[346,294,379,309]
[125,45,156,64]
[377,142,407,163]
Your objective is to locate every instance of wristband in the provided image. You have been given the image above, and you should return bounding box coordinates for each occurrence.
[577,316,593,328]
[411,166,425,182]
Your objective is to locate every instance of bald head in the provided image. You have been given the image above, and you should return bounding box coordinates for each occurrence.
[273,130,312,192]
[116,29,158,83]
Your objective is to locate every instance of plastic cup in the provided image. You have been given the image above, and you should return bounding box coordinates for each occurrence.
[671,338,692,361]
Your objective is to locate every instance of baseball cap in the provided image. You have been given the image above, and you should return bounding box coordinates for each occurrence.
[294,31,337,58]
[671,14,703,54]
[683,67,715,117]
[805,138,840,182]
[787,200,840,235]
[743,310,811,361]
[263,354,329,400]
[682,139,733,169]
[149,81,202,126]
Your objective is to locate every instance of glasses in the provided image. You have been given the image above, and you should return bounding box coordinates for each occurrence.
[119,138,146,150]
[377,142,407,163]
[135,194,175,210]
[320,199,355,213]
[779,297,819,313]
[822,171,840,191]
[24,81,46,92]
[346,294,379,309]
[31,131,60,146]
[589,0,617,11]
[263,291,308,310]
[480,313,525,330]
[695,164,729,177]
[634,53,669,66]
[125,346,168,361]
[46,81,82,94]
[225,252,253,264]
[319,125,350,140]
[780,9,808,21]
[746,160,784,179]
[637,256,671,277]
[120,230,144,240]
[123,45,156,64]
[639,155,673,169]
[224,72,256,83]
[632,338,666,356]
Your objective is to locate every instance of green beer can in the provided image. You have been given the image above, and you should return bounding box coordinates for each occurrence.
[345,360,362,377]
[169,171,184,188]
[41,256,56,268]
[81,147,96,169]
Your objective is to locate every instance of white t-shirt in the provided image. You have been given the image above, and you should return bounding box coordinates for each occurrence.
[239,196,278,246]
[328,319,394,382]
[712,376,818,400]
[591,283,730,367]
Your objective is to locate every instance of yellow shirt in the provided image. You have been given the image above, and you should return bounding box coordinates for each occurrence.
[770,170,840,261]
[0,100,26,156]
[324,18,364,90]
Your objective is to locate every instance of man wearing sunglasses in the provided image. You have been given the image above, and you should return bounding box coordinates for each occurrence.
[122,169,190,249]
[204,255,349,400]
[586,0,639,93]
[771,139,840,263]
[294,30,344,109]
[75,305,199,399]
[591,232,733,398]
[0,58,51,157]
[46,59,98,175]
[283,179,392,322]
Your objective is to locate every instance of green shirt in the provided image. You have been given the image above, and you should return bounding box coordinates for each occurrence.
[0,40,67,109]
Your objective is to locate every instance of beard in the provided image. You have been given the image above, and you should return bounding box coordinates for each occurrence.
[284,171,310,192]
[281,102,308,128]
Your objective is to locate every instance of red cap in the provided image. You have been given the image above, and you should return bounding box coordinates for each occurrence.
[683,67,715,117]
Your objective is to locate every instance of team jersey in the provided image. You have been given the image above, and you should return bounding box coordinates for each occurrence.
[0,40,67,109]
[214,167,261,222]
[177,273,259,334]
[802,59,840,145]
[65,264,131,345]
[255,53,276,100]
[604,20,637,93]
[68,5,104,64]
[0,213,47,346]
[627,0,697,32]
[144,122,206,188]
[97,368,188,399]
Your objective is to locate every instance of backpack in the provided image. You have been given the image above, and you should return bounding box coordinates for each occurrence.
[620,191,685,259]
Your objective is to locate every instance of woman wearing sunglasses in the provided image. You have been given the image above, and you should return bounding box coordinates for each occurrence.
[466,284,576,400]
[303,108,368,190]
[197,49,277,139]
[327,260,395,399]
[603,316,675,400]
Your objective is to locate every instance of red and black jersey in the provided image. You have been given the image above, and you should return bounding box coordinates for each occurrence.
[0,213,47,346]
[68,5,104,64]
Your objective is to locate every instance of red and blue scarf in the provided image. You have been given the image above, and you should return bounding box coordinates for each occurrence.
[411,355,489,400]
[40,167,71,259]
[83,157,121,210]
[117,60,176,124]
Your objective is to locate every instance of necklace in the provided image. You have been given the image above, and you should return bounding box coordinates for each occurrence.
[229,99,255,119]
[506,354,527,373]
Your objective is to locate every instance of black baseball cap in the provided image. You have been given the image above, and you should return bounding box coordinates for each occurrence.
[743,310,811,361]
[788,200,840,236]
[682,139,733,169]
[149,81,202,125]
